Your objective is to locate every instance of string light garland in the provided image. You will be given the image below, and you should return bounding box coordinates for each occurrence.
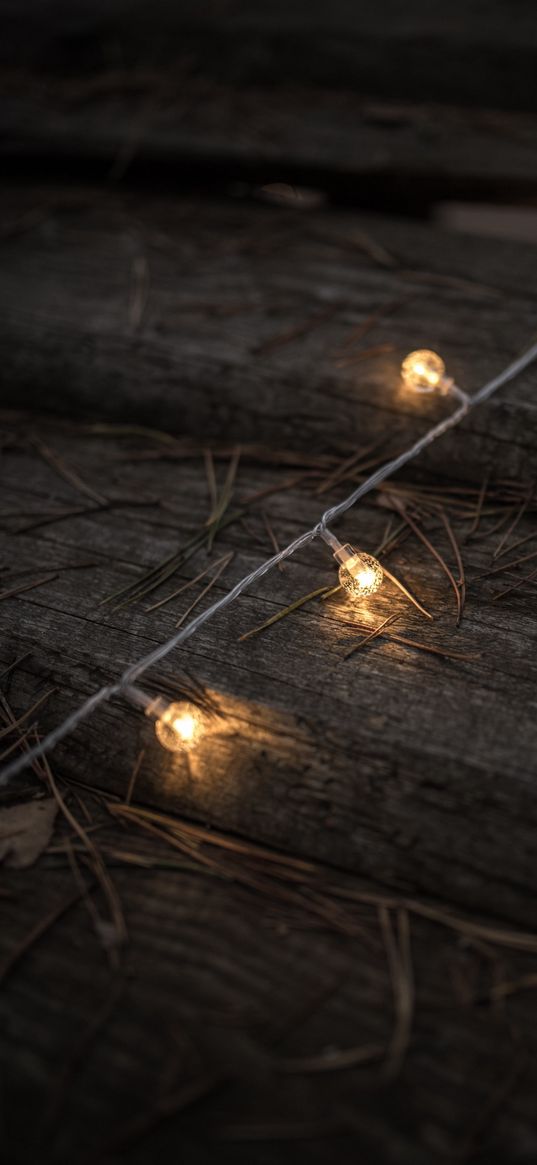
[2,339,537,784]
[320,527,384,598]
[401,349,450,394]
[126,686,207,752]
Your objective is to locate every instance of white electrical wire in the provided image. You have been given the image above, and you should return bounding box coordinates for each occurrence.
[2,340,537,787]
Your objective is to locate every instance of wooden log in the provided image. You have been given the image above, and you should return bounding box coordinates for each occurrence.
[3,840,537,1163]
[3,4,537,205]
[4,0,537,111]
[1,180,537,929]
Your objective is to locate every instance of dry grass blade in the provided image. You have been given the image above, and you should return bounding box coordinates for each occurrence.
[390,500,461,622]
[0,688,56,742]
[176,552,234,627]
[343,613,400,659]
[239,585,333,642]
[34,439,107,505]
[381,565,433,620]
[0,574,58,603]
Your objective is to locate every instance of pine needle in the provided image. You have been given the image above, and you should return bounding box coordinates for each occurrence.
[390,501,460,622]
[261,510,286,570]
[145,552,232,613]
[239,585,333,642]
[382,565,433,620]
[176,552,234,627]
[0,574,58,603]
[0,689,56,742]
[207,449,241,549]
[438,508,466,625]
[34,439,107,506]
[343,613,400,659]
[465,469,490,539]
[492,564,537,601]
[493,480,535,559]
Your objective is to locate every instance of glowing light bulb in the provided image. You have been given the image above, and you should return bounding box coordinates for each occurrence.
[154,701,204,753]
[335,544,384,599]
[401,350,447,394]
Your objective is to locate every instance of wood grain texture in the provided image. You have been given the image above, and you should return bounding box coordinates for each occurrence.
[2,190,537,912]
[2,185,537,1164]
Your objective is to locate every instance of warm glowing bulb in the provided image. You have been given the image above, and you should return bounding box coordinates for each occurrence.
[154,701,204,752]
[336,545,383,599]
[401,349,446,393]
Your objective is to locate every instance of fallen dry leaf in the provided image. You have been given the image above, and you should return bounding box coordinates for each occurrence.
[0,798,58,869]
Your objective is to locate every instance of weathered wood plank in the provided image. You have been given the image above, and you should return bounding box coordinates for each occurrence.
[2,416,537,928]
[2,821,537,1164]
[2,182,537,1162]
[1,187,537,483]
[4,0,537,110]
